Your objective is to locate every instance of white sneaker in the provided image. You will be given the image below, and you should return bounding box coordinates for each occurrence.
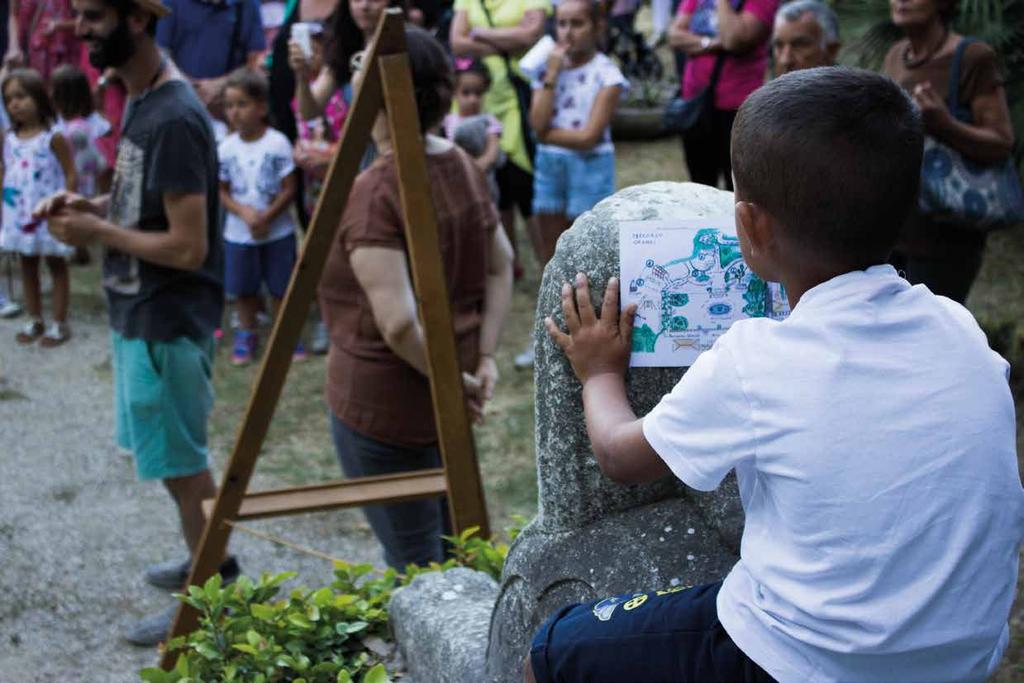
[514,343,534,370]
[0,300,21,318]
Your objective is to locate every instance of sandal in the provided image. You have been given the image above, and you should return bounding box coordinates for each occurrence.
[39,322,71,348]
[15,320,44,344]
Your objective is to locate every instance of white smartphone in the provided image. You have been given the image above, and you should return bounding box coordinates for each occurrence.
[291,23,313,59]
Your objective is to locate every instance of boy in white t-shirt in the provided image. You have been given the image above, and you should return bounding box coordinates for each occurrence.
[528,67,1023,683]
[218,68,302,365]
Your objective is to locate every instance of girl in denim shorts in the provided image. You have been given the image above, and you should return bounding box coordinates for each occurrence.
[528,0,628,267]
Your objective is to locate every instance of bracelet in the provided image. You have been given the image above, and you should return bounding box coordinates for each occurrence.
[543,80,556,89]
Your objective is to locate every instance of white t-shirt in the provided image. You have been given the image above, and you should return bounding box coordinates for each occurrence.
[531,52,628,154]
[218,128,297,245]
[643,265,1023,683]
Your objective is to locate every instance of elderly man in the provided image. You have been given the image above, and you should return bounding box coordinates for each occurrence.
[772,0,839,75]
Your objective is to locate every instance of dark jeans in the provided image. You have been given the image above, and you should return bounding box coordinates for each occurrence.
[682,107,737,190]
[329,414,451,570]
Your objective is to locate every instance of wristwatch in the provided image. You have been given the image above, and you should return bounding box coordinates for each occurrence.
[700,36,711,50]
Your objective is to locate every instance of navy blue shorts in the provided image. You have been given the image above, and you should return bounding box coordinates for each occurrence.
[224,235,297,298]
[530,581,775,683]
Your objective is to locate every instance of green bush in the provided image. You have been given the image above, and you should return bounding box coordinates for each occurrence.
[140,521,526,682]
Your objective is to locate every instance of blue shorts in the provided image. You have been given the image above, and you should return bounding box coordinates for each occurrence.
[532,146,615,219]
[530,581,775,683]
[111,331,214,481]
[224,234,297,298]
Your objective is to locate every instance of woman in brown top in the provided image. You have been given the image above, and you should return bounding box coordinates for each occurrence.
[319,27,514,569]
[882,0,1014,303]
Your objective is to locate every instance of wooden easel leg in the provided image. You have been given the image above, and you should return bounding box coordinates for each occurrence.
[379,54,490,538]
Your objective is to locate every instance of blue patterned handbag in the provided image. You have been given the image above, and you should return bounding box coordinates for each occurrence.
[917,38,1024,231]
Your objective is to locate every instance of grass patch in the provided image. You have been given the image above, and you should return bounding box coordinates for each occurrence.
[0,387,27,401]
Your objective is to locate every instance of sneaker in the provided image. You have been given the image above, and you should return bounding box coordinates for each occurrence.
[231,330,257,366]
[122,604,178,647]
[292,339,308,362]
[310,320,329,355]
[144,556,241,591]
[514,343,534,370]
[0,300,21,318]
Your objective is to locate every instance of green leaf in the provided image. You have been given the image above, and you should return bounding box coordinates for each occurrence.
[287,612,313,629]
[246,629,263,647]
[232,643,260,655]
[361,663,390,683]
[194,642,220,660]
[337,671,353,683]
[251,603,276,621]
[346,621,369,634]
[306,604,321,622]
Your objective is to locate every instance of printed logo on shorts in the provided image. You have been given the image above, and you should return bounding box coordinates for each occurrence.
[592,596,626,622]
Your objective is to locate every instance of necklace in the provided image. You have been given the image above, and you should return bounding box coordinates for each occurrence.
[903,26,948,68]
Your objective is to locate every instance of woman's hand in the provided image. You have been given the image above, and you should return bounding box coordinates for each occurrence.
[3,47,23,69]
[912,81,953,133]
[474,354,499,403]
[294,140,334,173]
[462,372,486,424]
[287,39,312,79]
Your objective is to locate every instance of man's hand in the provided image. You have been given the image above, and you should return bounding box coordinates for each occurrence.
[48,209,103,247]
[545,273,636,384]
[462,371,486,425]
[193,78,222,107]
[34,191,100,220]
[474,354,499,402]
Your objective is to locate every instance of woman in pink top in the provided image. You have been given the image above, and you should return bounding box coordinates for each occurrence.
[4,0,79,79]
[668,0,777,189]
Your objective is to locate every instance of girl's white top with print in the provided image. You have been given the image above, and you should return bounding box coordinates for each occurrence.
[0,128,72,257]
[218,127,297,245]
[643,265,1023,683]
[532,52,628,155]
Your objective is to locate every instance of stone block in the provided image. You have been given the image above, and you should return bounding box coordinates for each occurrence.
[390,567,498,683]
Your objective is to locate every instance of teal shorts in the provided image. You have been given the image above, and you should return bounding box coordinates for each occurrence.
[111,331,215,481]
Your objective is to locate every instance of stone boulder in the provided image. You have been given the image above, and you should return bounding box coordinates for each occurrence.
[484,182,745,682]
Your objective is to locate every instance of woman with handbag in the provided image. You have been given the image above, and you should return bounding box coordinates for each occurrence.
[450,0,549,281]
[882,0,1016,303]
[668,0,777,190]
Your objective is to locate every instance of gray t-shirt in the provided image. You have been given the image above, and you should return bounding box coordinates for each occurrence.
[103,80,223,341]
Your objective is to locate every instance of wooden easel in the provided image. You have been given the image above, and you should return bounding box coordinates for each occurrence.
[159,10,489,668]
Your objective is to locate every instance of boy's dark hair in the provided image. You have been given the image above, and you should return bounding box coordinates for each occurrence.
[223,67,270,104]
[454,58,492,91]
[405,27,453,133]
[731,67,922,268]
[106,0,159,35]
[2,68,56,130]
[50,65,95,119]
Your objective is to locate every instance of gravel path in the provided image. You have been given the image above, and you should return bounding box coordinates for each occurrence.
[0,310,383,682]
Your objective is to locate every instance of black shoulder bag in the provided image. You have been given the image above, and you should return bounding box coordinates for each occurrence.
[478,0,536,164]
[662,0,745,136]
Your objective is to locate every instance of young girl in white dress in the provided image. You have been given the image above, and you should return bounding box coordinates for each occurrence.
[0,69,78,346]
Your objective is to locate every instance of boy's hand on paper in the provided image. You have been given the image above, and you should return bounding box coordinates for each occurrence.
[545,273,636,384]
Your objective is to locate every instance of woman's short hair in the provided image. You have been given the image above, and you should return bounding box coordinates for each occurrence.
[405,27,453,132]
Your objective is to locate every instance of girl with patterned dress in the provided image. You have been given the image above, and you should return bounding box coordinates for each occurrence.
[51,65,111,199]
[0,69,77,346]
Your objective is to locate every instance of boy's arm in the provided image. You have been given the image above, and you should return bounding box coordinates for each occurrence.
[260,170,298,224]
[546,273,670,484]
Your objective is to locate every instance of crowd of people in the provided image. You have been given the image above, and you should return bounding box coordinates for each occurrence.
[0,0,1018,660]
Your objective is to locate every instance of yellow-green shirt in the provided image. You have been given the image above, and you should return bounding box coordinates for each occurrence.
[453,0,552,172]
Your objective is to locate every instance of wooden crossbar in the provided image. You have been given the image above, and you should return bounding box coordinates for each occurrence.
[158,11,490,669]
[200,469,448,521]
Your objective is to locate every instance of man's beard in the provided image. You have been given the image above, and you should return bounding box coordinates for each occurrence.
[86,17,136,69]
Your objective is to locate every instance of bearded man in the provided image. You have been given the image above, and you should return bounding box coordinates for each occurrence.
[36,0,237,646]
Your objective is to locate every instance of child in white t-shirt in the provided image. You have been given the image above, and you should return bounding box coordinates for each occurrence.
[218,68,302,365]
[529,0,627,266]
[528,68,1023,683]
